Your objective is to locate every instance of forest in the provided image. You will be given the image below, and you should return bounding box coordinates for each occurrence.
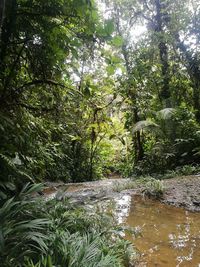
[1,0,200,266]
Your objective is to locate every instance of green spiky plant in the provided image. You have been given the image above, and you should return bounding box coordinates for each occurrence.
[142,178,165,199]
[0,183,135,267]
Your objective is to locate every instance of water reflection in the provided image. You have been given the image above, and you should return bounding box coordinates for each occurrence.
[112,195,200,267]
[113,194,132,224]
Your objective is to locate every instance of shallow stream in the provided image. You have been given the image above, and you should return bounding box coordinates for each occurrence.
[113,195,200,267]
[44,179,200,266]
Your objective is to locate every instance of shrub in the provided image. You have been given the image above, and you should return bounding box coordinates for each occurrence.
[141,178,165,199]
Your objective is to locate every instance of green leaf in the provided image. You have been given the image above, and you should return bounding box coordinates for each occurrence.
[84,85,92,96]
[71,47,79,59]
[112,36,124,47]
[104,19,115,35]
[106,65,115,75]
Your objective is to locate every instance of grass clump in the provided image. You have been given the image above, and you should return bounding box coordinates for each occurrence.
[113,177,165,200]
[113,180,137,193]
[0,183,135,267]
[140,177,165,199]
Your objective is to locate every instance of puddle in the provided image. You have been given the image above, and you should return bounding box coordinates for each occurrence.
[112,195,200,267]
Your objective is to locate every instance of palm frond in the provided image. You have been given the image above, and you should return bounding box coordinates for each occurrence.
[157,108,176,120]
[133,120,158,132]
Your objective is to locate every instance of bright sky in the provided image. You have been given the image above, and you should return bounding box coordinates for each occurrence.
[98,1,147,41]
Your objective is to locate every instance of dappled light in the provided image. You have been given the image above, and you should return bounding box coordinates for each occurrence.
[1,0,200,266]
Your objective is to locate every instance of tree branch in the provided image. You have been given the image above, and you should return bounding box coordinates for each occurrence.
[17,79,65,93]
[16,79,85,97]
[16,102,55,112]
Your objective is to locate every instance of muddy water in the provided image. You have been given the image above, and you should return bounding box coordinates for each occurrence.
[43,179,200,266]
[113,195,200,267]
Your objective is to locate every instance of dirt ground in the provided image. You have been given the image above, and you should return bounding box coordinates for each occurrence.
[162,175,200,211]
[44,175,200,211]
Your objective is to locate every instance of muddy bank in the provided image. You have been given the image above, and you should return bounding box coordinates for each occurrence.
[162,175,200,211]
[43,178,132,203]
[43,175,200,211]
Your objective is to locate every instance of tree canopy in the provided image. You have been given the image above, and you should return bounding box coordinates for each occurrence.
[1,0,200,190]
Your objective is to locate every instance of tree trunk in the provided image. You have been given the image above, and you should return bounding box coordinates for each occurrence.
[175,33,200,122]
[0,0,5,29]
[114,6,144,162]
[154,0,171,107]
[133,108,144,162]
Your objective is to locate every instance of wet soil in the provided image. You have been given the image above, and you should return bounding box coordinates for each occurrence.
[43,178,131,202]
[162,175,200,211]
[44,175,200,211]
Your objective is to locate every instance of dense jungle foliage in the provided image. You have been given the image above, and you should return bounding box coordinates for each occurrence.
[1,0,200,266]
[1,0,200,186]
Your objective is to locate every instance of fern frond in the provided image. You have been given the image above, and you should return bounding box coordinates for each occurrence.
[133,120,158,132]
[157,108,176,120]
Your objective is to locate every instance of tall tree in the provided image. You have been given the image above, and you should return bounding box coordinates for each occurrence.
[0,0,5,29]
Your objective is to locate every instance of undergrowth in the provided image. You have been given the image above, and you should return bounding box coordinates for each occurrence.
[113,177,165,199]
[0,183,135,267]
[157,165,200,179]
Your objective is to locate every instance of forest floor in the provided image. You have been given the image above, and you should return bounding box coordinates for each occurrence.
[162,175,200,211]
[44,175,200,211]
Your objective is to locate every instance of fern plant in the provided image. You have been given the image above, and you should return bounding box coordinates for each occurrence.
[0,153,35,201]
